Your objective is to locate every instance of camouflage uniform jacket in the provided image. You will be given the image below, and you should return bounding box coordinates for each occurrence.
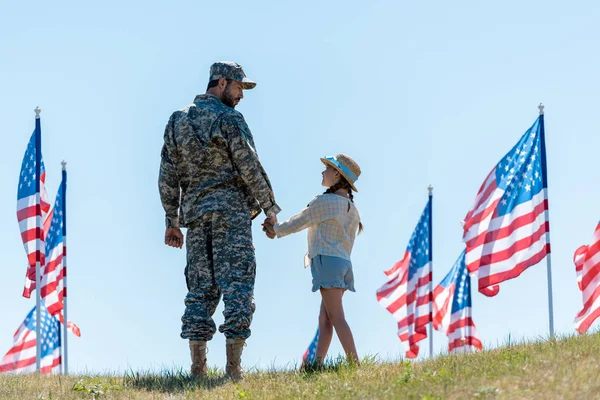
[159,94,280,228]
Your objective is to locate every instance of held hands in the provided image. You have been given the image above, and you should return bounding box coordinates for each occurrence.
[262,217,277,239]
[164,227,184,249]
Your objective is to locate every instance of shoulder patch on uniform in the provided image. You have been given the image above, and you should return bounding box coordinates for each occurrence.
[223,112,254,151]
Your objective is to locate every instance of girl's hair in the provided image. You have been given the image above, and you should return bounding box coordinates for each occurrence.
[324,177,364,235]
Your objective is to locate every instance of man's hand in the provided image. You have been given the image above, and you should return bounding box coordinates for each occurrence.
[165,227,184,249]
[262,220,276,239]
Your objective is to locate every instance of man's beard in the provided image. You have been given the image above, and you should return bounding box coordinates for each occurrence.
[221,84,239,109]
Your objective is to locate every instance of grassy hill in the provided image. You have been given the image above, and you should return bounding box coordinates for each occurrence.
[1,333,599,399]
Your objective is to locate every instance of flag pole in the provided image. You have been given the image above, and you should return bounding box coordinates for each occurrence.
[61,160,69,374]
[538,103,555,338]
[34,107,42,373]
[427,185,434,357]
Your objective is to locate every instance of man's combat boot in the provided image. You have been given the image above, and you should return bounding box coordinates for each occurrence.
[225,338,246,381]
[189,340,208,378]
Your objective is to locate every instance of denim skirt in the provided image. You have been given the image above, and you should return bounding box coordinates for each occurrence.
[310,255,355,292]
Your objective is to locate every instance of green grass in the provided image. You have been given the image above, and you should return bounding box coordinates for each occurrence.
[2,333,600,399]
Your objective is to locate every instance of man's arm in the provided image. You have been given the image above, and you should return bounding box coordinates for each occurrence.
[158,114,181,229]
[223,113,281,217]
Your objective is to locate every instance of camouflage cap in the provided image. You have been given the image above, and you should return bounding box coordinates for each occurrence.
[209,61,256,90]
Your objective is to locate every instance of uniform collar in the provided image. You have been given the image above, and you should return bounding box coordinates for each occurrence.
[193,93,222,104]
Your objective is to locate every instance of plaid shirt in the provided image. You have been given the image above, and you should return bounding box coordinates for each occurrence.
[274,194,360,266]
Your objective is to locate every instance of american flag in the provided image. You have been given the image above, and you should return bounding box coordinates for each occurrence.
[462,115,550,296]
[23,179,66,316]
[22,212,52,299]
[17,131,51,282]
[302,328,319,364]
[23,179,81,337]
[432,250,482,353]
[376,199,432,358]
[0,305,61,374]
[573,221,600,334]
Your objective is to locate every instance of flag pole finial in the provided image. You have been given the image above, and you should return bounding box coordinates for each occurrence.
[61,160,67,170]
[34,107,41,119]
[538,103,544,115]
[428,185,433,195]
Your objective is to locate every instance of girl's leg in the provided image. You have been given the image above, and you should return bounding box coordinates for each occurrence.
[320,288,359,362]
[315,300,333,363]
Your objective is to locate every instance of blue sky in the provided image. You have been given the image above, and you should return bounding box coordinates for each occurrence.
[1,0,599,373]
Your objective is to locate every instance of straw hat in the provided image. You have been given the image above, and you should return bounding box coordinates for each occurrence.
[320,154,361,192]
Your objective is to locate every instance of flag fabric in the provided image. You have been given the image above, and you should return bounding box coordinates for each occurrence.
[302,328,320,364]
[573,222,600,334]
[23,179,66,315]
[462,116,550,297]
[22,210,52,299]
[432,250,482,353]
[22,179,81,337]
[0,305,61,374]
[22,209,52,298]
[17,131,51,282]
[58,314,81,338]
[43,208,54,239]
[376,200,432,358]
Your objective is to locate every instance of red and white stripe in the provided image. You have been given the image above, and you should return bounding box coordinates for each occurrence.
[57,313,81,337]
[573,222,600,334]
[432,275,482,353]
[432,283,453,332]
[446,308,482,354]
[22,202,80,337]
[376,252,432,358]
[0,333,61,374]
[0,313,61,374]
[463,170,550,296]
[23,210,64,310]
[22,208,53,298]
[17,185,50,282]
[44,240,65,315]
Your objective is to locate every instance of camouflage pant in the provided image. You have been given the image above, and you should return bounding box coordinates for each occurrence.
[181,210,256,341]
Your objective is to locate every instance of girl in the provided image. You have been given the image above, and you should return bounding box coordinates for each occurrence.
[262,154,363,365]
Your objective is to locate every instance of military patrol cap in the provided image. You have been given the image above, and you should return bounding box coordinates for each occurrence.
[209,61,256,90]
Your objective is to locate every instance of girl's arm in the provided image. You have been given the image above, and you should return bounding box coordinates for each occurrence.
[273,196,339,238]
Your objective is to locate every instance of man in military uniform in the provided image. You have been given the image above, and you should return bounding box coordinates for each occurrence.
[158,61,280,380]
